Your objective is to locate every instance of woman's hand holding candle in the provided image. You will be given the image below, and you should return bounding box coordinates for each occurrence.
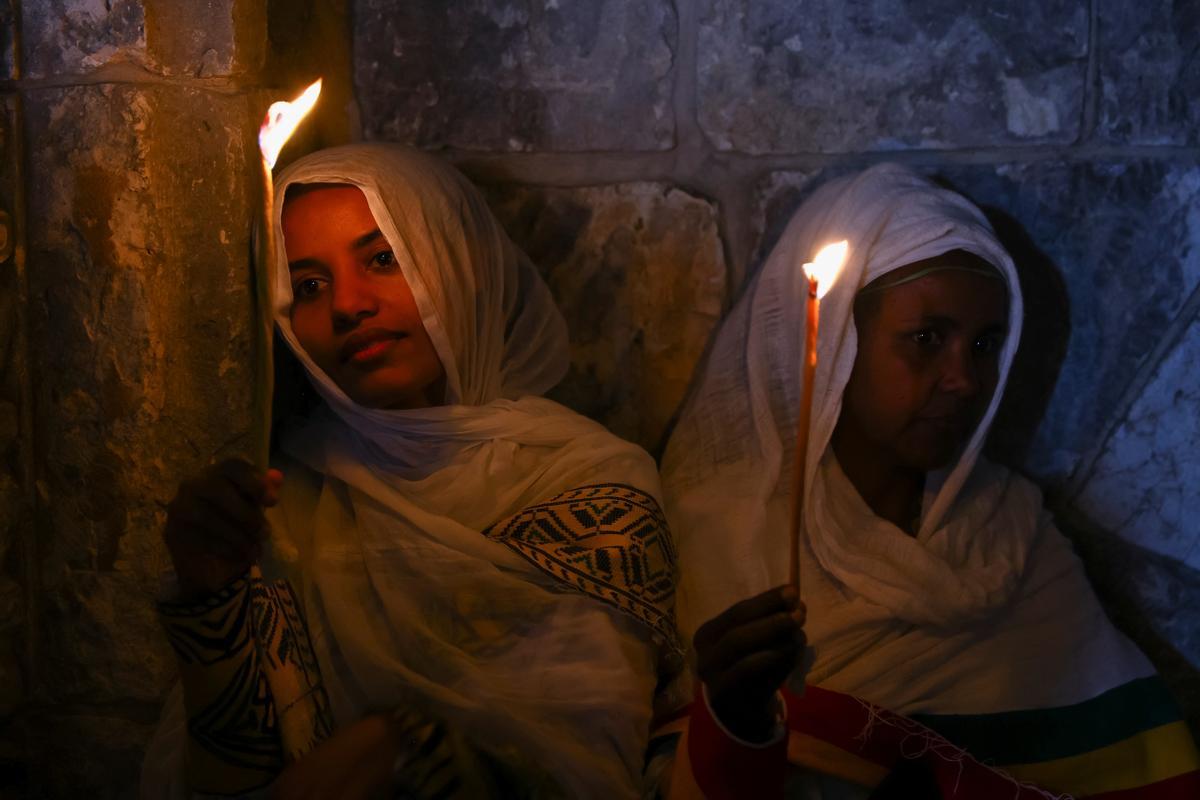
[694,586,808,743]
[163,459,283,602]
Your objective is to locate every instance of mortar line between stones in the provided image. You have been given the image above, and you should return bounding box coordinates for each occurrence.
[1061,270,1200,505]
[0,63,252,94]
[1081,0,1100,142]
[450,143,1199,187]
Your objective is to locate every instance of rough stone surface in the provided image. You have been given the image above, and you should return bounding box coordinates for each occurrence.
[0,0,14,80]
[698,0,1088,153]
[753,161,1200,488]
[21,0,146,79]
[0,93,26,721]
[1073,312,1200,567]
[21,712,159,799]
[354,0,677,151]
[24,83,260,703]
[21,0,247,79]
[1098,0,1200,145]
[486,183,727,454]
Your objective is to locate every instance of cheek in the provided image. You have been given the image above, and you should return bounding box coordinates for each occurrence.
[289,306,335,364]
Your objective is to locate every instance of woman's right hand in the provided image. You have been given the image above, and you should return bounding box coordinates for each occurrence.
[693,585,806,742]
[163,458,283,601]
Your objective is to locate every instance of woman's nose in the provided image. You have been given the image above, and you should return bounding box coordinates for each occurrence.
[938,342,980,398]
[330,269,377,328]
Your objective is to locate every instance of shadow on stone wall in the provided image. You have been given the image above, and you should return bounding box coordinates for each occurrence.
[974,205,1072,475]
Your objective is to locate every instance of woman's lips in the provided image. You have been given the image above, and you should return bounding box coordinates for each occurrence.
[347,338,396,364]
[340,330,405,364]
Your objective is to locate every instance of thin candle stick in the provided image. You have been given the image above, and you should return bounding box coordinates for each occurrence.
[787,240,847,594]
[788,273,819,591]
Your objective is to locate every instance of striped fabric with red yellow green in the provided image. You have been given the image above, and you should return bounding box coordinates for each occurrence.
[656,678,1199,798]
[787,678,1200,798]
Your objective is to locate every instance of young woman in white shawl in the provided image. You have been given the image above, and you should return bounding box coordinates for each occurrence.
[142,143,681,799]
[655,164,1199,799]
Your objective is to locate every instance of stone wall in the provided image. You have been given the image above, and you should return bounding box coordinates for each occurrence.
[352,0,1200,725]
[0,0,1196,796]
[0,0,353,796]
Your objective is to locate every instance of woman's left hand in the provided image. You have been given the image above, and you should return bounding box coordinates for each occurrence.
[270,712,398,800]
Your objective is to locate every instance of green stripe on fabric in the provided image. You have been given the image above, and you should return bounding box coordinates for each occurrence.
[911,677,1183,765]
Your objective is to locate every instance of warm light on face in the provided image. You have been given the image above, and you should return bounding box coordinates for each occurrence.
[259,79,323,169]
[802,240,848,299]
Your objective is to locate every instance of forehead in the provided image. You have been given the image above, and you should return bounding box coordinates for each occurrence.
[868,264,1008,327]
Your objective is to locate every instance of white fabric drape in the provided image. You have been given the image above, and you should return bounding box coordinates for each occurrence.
[265,144,667,797]
[662,163,1150,718]
[145,144,669,799]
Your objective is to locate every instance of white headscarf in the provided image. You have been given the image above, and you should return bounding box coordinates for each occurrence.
[266,144,672,797]
[662,164,1149,715]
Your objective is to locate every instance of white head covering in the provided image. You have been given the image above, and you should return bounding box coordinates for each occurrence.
[662,163,1031,637]
[272,141,575,472]
[267,144,672,796]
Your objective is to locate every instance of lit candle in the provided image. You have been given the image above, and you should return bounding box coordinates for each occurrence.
[789,240,848,592]
[254,78,323,470]
[250,79,329,761]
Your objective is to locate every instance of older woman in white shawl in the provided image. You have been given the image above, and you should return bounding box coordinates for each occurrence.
[657,164,1199,799]
[143,143,680,799]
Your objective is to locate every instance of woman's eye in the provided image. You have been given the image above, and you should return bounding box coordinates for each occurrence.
[293,277,324,299]
[912,329,942,347]
[974,334,1002,355]
[371,250,396,269]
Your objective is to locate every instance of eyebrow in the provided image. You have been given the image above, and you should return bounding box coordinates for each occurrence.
[352,229,384,249]
[287,257,323,274]
[286,229,386,273]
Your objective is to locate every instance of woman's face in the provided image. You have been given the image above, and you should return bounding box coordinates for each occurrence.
[835,255,1009,473]
[282,185,446,409]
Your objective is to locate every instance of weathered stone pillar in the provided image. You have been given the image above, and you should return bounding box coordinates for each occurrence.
[0,1,349,794]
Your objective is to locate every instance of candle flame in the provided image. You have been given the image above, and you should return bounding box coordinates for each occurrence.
[259,79,323,169]
[802,240,848,299]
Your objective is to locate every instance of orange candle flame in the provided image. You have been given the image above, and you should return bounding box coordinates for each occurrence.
[258,79,323,169]
[801,240,848,298]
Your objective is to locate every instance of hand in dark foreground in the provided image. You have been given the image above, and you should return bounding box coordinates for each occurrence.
[271,710,461,800]
[163,458,283,602]
[694,585,807,742]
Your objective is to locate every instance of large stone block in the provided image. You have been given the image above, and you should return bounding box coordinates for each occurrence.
[24,83,260,702]
[1098,0,1200,145]
[22,0,146,78]
[486,182,727,453]
[698,0,1088,153]
[21,0,246,79]
[354,0,676,151]
[1073,312,1200,568]
[751,161,1200,488]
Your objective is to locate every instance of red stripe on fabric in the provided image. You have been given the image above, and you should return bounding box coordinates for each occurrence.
[784,686,1054,799]
[687,688,788,800]
[1085,769,1200,799]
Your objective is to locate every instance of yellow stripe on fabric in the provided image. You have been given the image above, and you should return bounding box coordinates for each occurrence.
[787,731,888,788]
[1005,721,1200,796]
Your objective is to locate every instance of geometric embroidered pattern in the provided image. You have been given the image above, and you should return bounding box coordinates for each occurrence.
[159,576,283,789]
[159,572,334,792]
[484,483,680,651]
[250,576,335,761]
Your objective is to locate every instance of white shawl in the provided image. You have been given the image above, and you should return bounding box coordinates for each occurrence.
[266,144,671,797]
[661,164,1150,718]
[146,144,671,800]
